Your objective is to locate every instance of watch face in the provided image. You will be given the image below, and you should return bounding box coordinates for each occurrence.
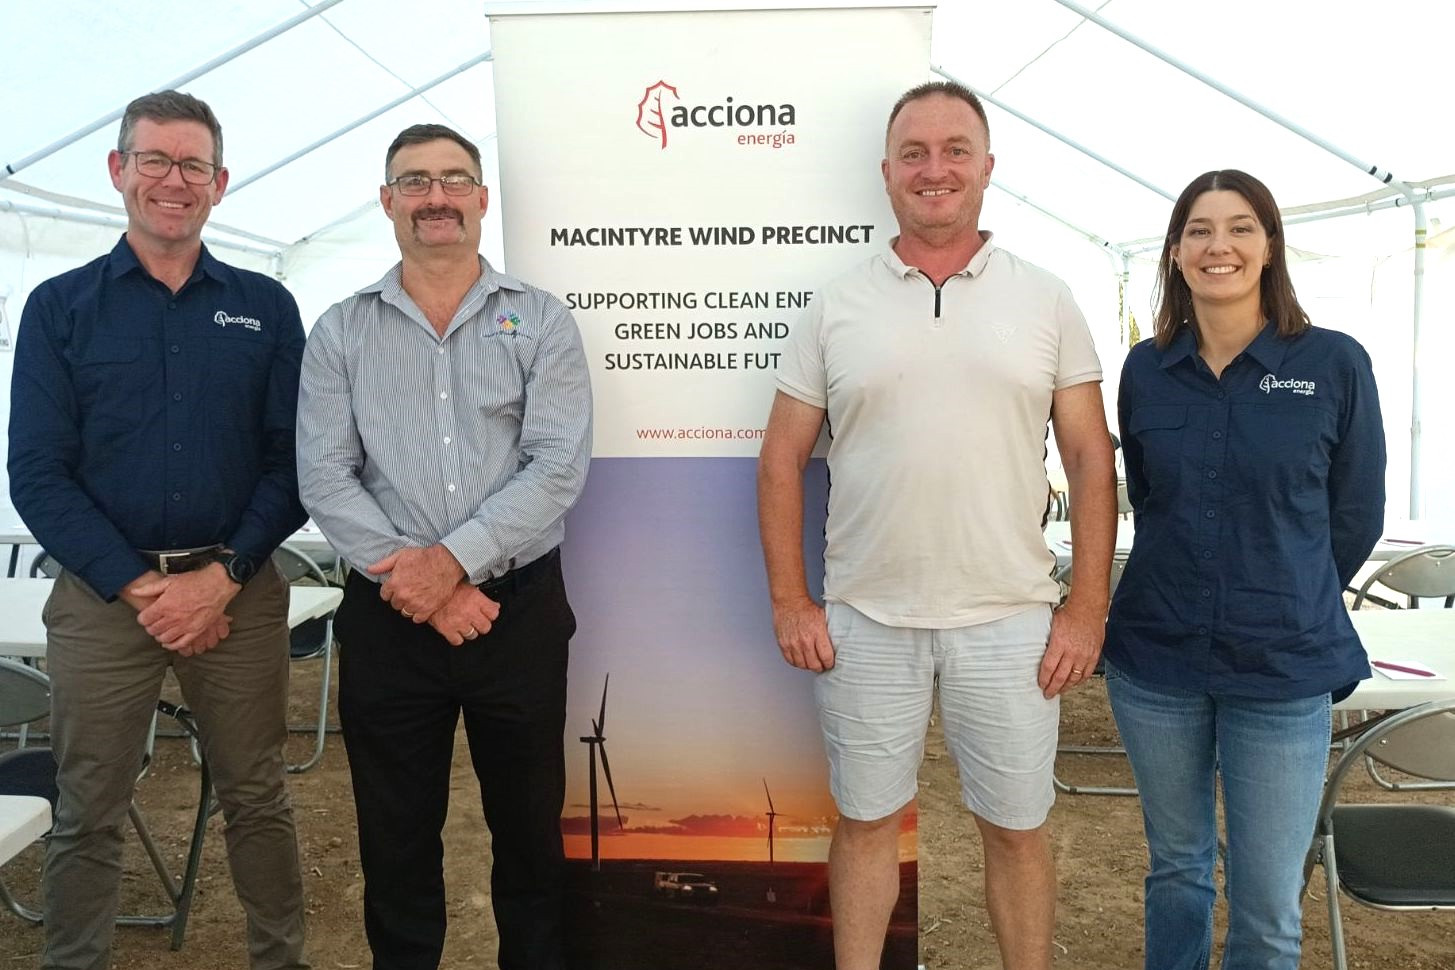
[226,555,256,584]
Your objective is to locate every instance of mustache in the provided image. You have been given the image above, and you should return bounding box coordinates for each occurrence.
[412,205,463,224]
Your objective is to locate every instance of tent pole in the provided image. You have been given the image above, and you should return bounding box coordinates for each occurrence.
[0,0,348,183]
[992,180,1121,253]
[227,52,493,194]
[0,200,280,259]
[1115,185,1455,255]
[1050,0,1427,515]
[932,65,1174,202]
[1409,201,1426,516]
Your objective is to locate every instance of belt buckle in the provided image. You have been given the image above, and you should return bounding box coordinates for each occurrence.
[156,550,190,576]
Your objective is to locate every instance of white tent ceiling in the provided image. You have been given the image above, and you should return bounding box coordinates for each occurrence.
[5,0,1451,263]
[2,0,1453,508]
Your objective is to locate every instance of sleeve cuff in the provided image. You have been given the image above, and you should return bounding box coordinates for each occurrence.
[440,523,503,586]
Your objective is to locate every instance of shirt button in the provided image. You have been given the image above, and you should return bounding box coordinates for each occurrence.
[1197,626,1209,636]
[1217,391,1226,400]
[172,392,183,402]
[440,391,448,400]
[1205,510,1216,519]
[170,344,180,354]
[172,442,182,452]
[171,492,182,502]
[447,483,456,493]
[1201,550,1213,559]
[1201,588,1211,598]
[1207,470,1218,480]
[168,302,177,310]
[1212,430,1223,440]
[443,436,451,445]
[438,347,445,355]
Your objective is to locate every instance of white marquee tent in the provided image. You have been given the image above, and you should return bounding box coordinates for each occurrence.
[2,0,1452,514]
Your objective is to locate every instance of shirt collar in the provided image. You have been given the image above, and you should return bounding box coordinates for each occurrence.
[1156,320,1287,373]
[106,234,223,286]
[359,255,527,301]
[878,230,997,280]
[1241,322,1289,373]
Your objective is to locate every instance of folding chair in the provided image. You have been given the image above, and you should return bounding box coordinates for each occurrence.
[1115,479,1133,519]
[27,551,59,578]
[273,543,337,773]
[1351,544,1455,610]
[1052,552,1136,796]
[0,658,213,950]
[1347,544,1455,790]
[1303,698,1455,970]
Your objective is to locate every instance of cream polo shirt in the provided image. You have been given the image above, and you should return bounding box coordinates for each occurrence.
[776,235,1102,628]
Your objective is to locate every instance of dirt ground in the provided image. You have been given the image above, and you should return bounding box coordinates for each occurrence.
[3,666,1453,969]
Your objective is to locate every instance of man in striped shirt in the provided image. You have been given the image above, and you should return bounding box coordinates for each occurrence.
[297,124,592,970]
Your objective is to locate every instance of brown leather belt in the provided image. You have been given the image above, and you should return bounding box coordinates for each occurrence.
[139,544,225,576]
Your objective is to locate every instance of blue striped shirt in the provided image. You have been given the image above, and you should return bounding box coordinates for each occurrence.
[297,259,592,584]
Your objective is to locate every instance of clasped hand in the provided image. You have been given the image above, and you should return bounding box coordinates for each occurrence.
[369,545,499,645]
[128,564,238,657]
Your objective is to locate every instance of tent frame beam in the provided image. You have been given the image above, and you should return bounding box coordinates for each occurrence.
[932,65,1174,202]
[0,0,347,182]
[1051,0,1428,515]
[228,52,494,194]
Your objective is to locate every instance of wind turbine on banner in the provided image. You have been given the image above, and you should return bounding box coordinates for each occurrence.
[764,778,779,902]
[579,674,624,871]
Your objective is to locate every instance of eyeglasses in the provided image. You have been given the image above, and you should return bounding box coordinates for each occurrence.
[386,174,481,197]
[123,150,219,185]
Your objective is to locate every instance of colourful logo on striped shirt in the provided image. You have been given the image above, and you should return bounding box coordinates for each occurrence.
[496,311,522,335]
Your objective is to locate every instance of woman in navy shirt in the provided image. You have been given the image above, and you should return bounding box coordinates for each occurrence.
[1105,169,1385,970]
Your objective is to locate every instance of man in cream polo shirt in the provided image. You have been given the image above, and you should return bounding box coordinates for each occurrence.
[757,81,1116,970]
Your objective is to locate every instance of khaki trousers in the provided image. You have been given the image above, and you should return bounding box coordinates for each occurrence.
[40,565,308,970]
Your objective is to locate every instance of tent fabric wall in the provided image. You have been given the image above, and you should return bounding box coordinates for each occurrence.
[2,0,1451,510]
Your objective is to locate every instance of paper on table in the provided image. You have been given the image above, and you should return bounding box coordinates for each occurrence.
[1371,659,1446,681]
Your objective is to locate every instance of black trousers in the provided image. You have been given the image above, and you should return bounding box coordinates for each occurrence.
[336,551,573,970]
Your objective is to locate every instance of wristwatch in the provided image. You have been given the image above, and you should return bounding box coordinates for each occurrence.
[218,551,257,586]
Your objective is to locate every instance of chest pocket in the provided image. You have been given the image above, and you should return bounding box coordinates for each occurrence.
[1127,404,1187,498]
[69,336,145,419]
[475,328,534,421]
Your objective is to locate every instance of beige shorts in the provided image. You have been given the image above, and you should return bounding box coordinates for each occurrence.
[815,601,1058,828]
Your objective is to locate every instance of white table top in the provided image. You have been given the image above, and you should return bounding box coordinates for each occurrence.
[1340,608,1455,710]
[0,795,51,866]
[1044,518,1455,566]
[0,580,341,659]
[0,523,338,557]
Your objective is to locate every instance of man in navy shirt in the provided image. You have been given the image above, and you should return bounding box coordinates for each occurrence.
[8,91,309,970]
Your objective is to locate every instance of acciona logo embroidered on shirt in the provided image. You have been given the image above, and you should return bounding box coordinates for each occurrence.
[1259,373,1316,396]
[214,310,262,332]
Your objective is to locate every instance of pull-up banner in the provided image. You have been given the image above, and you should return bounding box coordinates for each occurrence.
[488,4,932,967]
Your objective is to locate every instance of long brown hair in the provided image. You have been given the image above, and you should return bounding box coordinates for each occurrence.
[1152,169,1309,349]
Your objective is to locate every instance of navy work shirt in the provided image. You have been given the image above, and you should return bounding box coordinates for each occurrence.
[8,236,307,601]
[1104,324,1386,700]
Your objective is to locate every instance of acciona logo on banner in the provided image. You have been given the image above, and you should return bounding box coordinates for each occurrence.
[634,80,797,150]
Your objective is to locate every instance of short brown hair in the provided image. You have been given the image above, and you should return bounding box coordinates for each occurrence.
[385,124,482,179]
[118,90,223,167]
[886,80,989,147]
[1153,169,1309,349]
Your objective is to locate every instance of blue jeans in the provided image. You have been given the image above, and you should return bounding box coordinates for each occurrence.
[1105,662,1331,970]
